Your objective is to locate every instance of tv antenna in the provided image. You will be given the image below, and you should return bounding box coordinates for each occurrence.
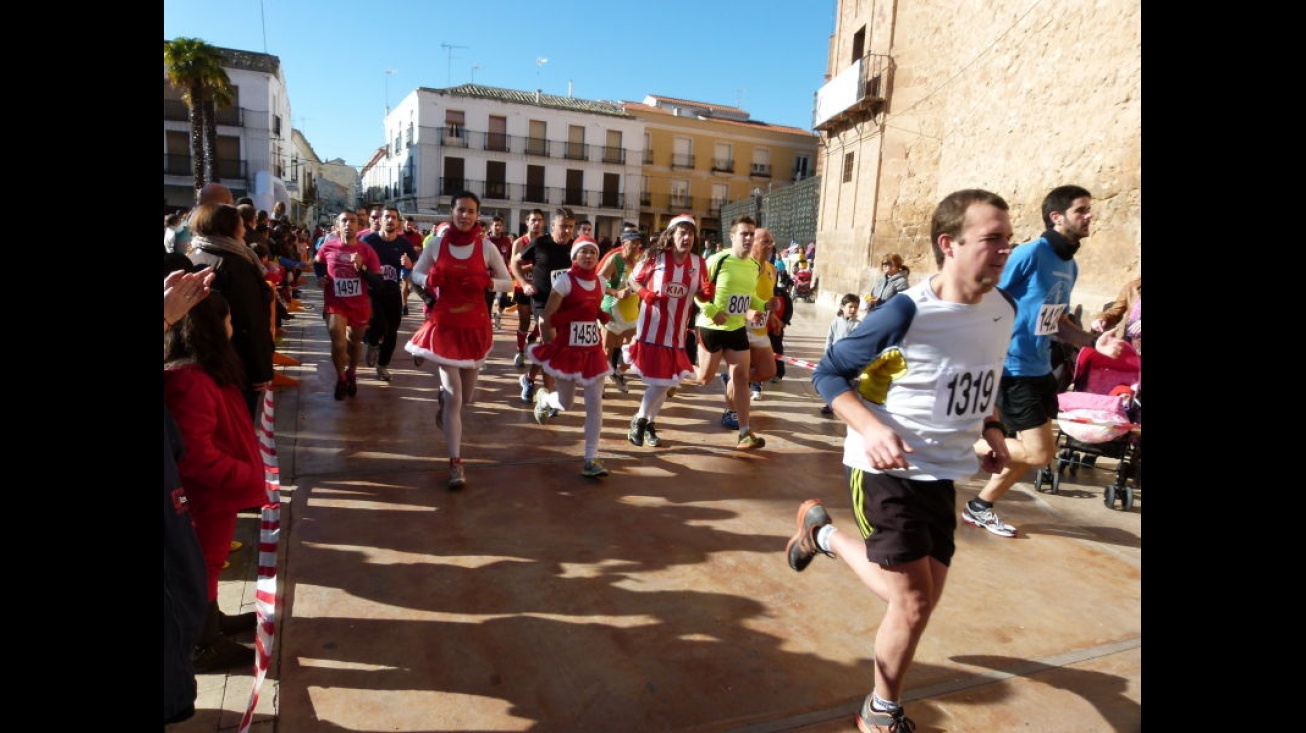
[536,56,549,87]
[384,68,396,114]
[441,43,468,86]
[470,64,481,83]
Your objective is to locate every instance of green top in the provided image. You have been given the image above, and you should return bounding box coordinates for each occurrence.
[695,252,768,331]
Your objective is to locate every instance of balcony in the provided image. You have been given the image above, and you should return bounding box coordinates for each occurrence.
[564,142,588,161]
[440,127,468,147]
[643,149,654,164]
[163,99,244,126]
[671,153,695,170]
[602,146,626,164]
[163,154,246,180]
[813,52,893,130]
[749,163,772,178]
[439,177,467,195]
[526,137,550,157]
[711,158,734,173]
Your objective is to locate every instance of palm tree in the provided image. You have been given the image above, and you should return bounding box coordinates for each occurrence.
[164,38,234,202]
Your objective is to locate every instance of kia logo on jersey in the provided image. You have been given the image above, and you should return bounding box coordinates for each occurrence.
[664,282,689,298]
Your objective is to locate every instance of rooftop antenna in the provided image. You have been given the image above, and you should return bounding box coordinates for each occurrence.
[384,68,396,114]
[736,88,746,109]
[536,57,549,89]
[470,64,481,84]
[441,43,468,86]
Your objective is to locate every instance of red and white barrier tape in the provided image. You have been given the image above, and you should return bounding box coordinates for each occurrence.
[239,389,282,733]
[775,354,820,370]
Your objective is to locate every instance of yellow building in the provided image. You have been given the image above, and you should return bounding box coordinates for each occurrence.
[623,95,818,245]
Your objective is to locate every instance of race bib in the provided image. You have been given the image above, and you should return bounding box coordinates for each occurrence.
[933,365,998,422]
[550,268,569,286]
[569,320,600,347]
[726,293,751,316]
[1035,302,1067,336]
[333,277,362,297]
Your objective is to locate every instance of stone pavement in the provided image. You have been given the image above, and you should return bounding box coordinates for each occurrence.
[169,282,1141,733]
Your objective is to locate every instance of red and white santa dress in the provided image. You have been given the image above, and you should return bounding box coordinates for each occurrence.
[626,247,705,386]
[405,224,502,368]
[526,243,612,386]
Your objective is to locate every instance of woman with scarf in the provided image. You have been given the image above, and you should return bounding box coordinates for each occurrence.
[526,235,613,478]
[405,192,513,490]
[187,204,274,420]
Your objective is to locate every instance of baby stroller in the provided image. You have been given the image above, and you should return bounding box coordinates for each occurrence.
[792,267,815,302]
[1033,345,1142,510]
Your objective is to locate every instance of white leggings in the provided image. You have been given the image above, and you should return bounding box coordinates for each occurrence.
[541,379,605,461]
[437,366,480,460]
[638,385,670,423]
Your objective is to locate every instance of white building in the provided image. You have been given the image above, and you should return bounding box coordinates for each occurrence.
[361,84,644,239]
[164,45,306,218]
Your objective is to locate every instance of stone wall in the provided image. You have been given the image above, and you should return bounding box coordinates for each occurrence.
[815,0,1141,315]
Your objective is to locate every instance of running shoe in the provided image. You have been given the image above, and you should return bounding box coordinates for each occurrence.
[413,354,425,367]
[750,382,763,400]
[736,430,766,450]
[514,351,526,369]
[346,369,358,397]
[785,499,834,572]
[533,388,553,425]
[719,373,730,390]
[961,504,1017,537]
[447,460,466,490]
[667,387,677,399]
[720,409,739,430]
[581,460,609,478]
[820,405,834,415]
[365,344,379,367]
[376,365,392,381]
[402,305,409,316]
[609,373,629,393]
[519,375,536,403]
[644,421,662,447]
[334,378,347,401]
[493,311,502,330]
[769,376,783,384]
[856,694,916,733]
[627,415,647,446]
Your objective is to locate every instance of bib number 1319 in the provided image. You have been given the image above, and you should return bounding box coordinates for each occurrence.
[939,368,996,420]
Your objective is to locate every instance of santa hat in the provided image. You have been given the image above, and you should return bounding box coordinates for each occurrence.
[571,235,600,260]
[667,214,697,231]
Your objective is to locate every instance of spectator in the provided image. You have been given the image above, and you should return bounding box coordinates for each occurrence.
[164,291,267,673]
[1090,277,1141,357]
[868,253,911,310]
[187,203,275,419]
[819,293,863,415]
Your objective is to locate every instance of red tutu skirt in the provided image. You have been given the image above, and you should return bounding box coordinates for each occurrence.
[527,341,611,386]
[405,318,493,369]
[627,341,695,386]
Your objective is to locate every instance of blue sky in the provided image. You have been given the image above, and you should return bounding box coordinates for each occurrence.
[164,0,836,170]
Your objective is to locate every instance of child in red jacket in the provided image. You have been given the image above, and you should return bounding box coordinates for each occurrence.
[163,292,267,673]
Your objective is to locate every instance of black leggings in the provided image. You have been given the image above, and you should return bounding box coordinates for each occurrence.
[365,290,404,367]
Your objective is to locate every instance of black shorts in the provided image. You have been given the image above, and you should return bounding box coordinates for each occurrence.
[512,290,531,308]
[697,325,750,353]
[847,467,956,567]
[996,373,1060,432]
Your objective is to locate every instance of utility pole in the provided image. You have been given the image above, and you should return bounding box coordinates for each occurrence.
[441,43,468,86]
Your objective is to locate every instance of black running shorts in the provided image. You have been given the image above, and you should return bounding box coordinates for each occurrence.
[847,467,957,567]
[996,373,1060,432]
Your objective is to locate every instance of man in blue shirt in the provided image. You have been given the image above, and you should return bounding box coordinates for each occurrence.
[961,185,1124,537]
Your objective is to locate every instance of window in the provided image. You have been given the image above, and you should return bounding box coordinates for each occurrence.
[487,115,508,151]
[443,157,465,195]
[566,125,587,161]
[640,175,651,205]
[711,183,728,213]
[794,154,812,181]
[564,169,585,206]
[672,137,694,169]
[604,130,624,164]
[527,119,548,156]
[750,148,771,177]
[713,142,733,172]
[405,123,414,149]
[486,160,507,199]
[643,132,653,164]
[602,172,622,208]
[525,164,546,202]
[842,152,854,183]
[670,179,690,209]
[852,26,866,63]
[444,109,466,146]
